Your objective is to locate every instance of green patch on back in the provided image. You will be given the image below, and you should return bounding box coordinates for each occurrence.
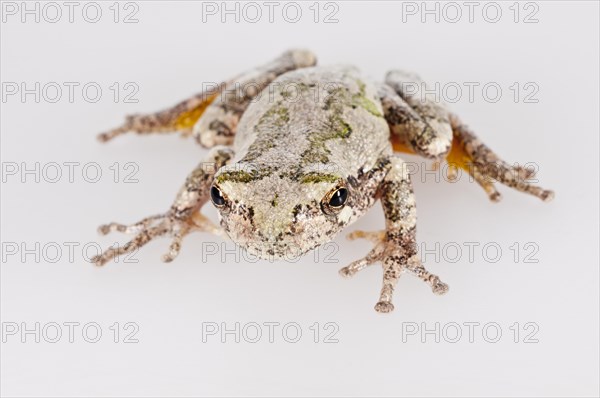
[301,113,353,164]
[281,82,312,100]
[257,105,290,128]
[216,168,271,184]
[300,172,340,184]
[352,77,382,117]
[324,78,382,118]
[243,104,290,162]
[351,94,382,117]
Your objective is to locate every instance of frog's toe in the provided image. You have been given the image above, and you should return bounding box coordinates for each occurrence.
[341,231,383,277]
[339,258,371,278]
[346,230,364,240]
[346,230,385,244]
[338,266,355,278]
[92,223,170,266]
[97,214,165,235]
[94,209,208,266]
[374,301,395,313]
[539,189,555,202]
[161,224,192,263]
[515,164,537,180]
[465,165,503,202]
[432,280,449,295]
[98,222,130,235]
[405,263,450,296]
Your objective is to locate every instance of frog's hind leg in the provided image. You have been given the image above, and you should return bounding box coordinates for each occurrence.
[193,49,316,147]
[97,89,221,142]
[382,69,554,202]
[381,70,453,159]
[448,114,554,202]
[98,49,317,147]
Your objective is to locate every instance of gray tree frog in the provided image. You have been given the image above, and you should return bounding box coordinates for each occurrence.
[93,50,553,313]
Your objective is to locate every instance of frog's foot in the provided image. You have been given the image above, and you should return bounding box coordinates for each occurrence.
[339,230,448,313]
[93,211,222,266]
[447,114,554,202]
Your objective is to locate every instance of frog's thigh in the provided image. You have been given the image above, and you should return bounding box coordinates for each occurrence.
[98,49,316,144]
[193,49,316,148]
[382,71,452,159]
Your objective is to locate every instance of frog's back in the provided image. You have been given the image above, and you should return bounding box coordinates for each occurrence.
[234,66,391,176]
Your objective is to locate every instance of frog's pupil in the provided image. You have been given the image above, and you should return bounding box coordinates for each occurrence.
[211,186,225,206]
[329,188,348,207]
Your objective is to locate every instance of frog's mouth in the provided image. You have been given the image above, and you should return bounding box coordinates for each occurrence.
[241,240,313,262]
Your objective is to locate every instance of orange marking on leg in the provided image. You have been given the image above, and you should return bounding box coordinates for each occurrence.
[390,134,415,154]
[174,93,218,131]
[445,134,471,172]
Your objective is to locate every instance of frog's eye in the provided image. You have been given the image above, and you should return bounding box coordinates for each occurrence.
[322,186,349,214]
[329,188,348,207]
[210,185,226,207]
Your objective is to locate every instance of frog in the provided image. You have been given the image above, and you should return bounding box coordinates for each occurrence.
[93,49,554,313]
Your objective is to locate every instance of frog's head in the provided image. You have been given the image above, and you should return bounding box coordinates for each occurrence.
[210,163,353,260]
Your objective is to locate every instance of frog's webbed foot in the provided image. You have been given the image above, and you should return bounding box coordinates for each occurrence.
[339,230,448,313]
[93,211,223,266]
[94,146,234,266]
[448,114,554,202]
[338,231,385,278]
[94,211,181,266]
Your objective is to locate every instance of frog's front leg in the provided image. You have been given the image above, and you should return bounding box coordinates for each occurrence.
[92,146,234,266]
[339,156,448,313]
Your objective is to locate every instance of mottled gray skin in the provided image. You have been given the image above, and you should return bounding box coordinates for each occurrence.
[215,66,389,258]
[94,50,553,313]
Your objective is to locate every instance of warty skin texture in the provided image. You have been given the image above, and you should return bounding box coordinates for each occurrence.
[214,66,390,259]
[94,50,554,312]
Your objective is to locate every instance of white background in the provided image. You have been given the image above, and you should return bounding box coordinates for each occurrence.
[1,1,599,397]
